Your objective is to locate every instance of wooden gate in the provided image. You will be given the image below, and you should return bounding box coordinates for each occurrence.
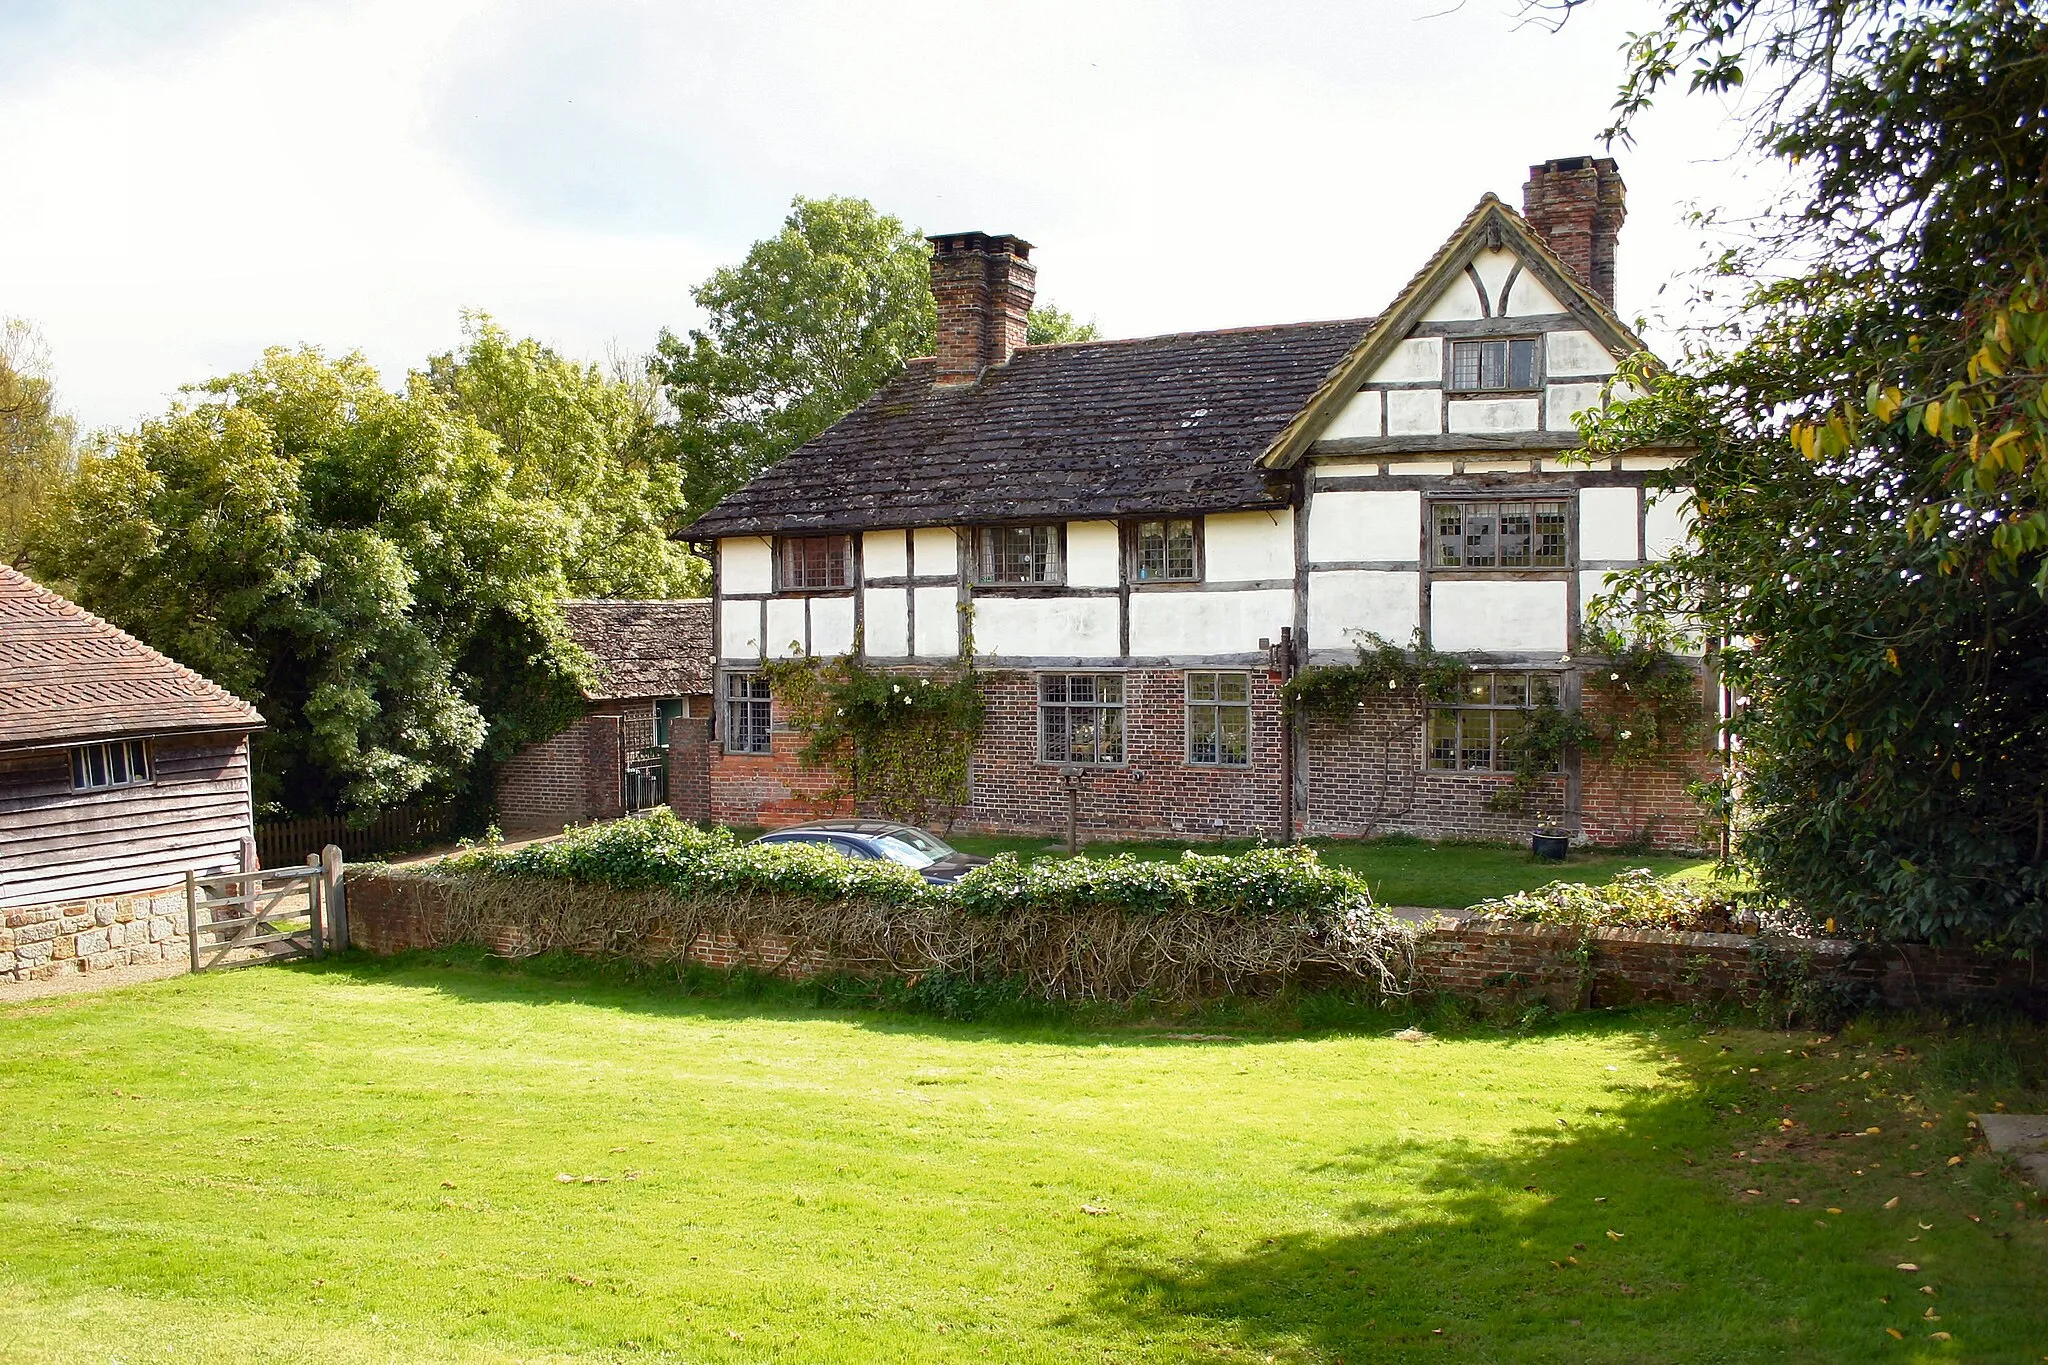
[184,851,343,972]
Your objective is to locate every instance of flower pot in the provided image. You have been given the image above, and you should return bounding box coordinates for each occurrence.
[1530,831,1570,862]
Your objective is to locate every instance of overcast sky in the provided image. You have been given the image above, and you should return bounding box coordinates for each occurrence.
[1,0,1766,431]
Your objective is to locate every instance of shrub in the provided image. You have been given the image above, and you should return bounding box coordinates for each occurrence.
[1468,868,1735,932]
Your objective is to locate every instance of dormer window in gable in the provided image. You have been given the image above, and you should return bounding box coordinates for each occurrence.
[776,535,852,591]
[1133,518,1199,583]
[1448,337,1539,393]
[975,524,1064,585]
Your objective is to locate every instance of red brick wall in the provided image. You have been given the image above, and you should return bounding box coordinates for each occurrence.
[708,686,849,829]
[497,701,692,831]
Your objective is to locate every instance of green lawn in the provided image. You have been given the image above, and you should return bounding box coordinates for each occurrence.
[941,832,1713,908]
[4,957,2044,1363]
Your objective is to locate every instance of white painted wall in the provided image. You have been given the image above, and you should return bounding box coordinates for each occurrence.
[1308,570,1420,643]
[863,587,909,657]
[1502,268,1566,317]
[1579,569,1622,622]
[1469,248,1516,313]
[764,598,807,658]
[863,530,907,581]
[1306,489,1420,564]
[1545,330,1617,378]
[1369,337,1442,384]
[1447,398,1540,434]
[1619,454,1682,470]
[1644,490,1694,559]
[720,536,773,595]
[1066,521,1120,588]
[720,600,762,659]
[914,585,959,655]
[1387,389,1442,435]
[1578,486,1641,562]
[1546,383,1605,432]
[1205,509,1294,582]
[1388,458,1457,475]
[911,527,958,578]
[1129,588,1293,656]
[1421,272,1485,322]
[973,596,1119,659]
[810,596,856,658]
[1430,580,1569,652]
[1322,389,1382,440]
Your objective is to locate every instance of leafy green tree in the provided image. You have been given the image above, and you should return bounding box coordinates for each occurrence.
[0,319,77,567]
[1563,0,2048,946]
[1026,303,1100,346]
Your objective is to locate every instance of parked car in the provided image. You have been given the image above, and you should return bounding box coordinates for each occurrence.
[751,821,988,885]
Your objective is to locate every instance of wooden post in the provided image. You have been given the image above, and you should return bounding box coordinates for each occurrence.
[1060,765,1081,855]
[184,870,201,974]
[306,854,325,959]
[321,844,347,951]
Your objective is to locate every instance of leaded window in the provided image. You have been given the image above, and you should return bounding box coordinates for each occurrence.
[1449,337,1539,391]
[1135,519,1198,583]
[723,673,773,755]
[777,535,851,590]
[976,525,1062,584]
[1039,673,1124,764]
[1432,500,1569,569]
[1186,672,1251,766]
[69,739,151,792]
[1427,672,1563,772]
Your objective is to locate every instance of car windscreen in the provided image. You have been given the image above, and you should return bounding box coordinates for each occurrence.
[871,834,946,870]
[880,827,955,859]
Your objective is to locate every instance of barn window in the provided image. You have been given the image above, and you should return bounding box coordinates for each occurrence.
[1432,500,1569,568]
[1134,519,1199,582]
[70,739,152,792]
[975,525,1063,585]
[1039,674,1124,764]
[776,535,852,590]
[723,674,774,755]
[1427,673,1563,773]
[1185,672,1252,766]
[1449,337,1539,391]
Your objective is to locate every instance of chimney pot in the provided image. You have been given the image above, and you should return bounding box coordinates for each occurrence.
[928,231,1036,385]
[1522,156,1626,309]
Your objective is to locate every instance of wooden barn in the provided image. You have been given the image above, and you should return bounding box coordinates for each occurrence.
[0,565,264,981]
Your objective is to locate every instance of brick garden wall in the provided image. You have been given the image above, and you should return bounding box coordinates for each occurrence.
[499,702,713,830]
[2,884,191,984]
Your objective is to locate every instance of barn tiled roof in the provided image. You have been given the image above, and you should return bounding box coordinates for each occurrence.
[683,318,1372,539]
[0,565,264,750]
[561,599,712,700]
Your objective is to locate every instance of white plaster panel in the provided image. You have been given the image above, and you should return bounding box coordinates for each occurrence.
[1429,580,1569,653]
[810,595,856,658]
[1447,398,1540,434]
[1461,460,1532,474]
[1579,569,1623,623]
[914,586,959,656]
[862,587,909,657]
[1388,459,1457,475]
[1321,389,1383,440]
[1205,509,1294,582]
[1502,268,1567,317]
[1129,589,1293,657]
[862,530,907,581]
[1386,388,1442,436]
[764,598,807,659]
[1066,520,1120,588]
[1315,457,1381,475]
[1578,486,1641,562]
[911,527,959,579]
[1470,248,1517,314]
[719,601,763,660]
[1368,337,1442,385]
[1306,490,1420,564]
[1619,454,1682,470]
[1308,570,1420,644]
[720,537,773,595]
[972,596,1119,659]
[1546,382,1606,432]
[1644,490,1695,560]
[1545,329,1617,377]
[1421,272,1485,322]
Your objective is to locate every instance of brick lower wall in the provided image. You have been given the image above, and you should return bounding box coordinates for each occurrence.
[499,701,712,831]
[2,884,191,983]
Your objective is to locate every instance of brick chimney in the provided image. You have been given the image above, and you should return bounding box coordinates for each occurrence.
[1521,156,1626,309]
[928,232,1035,385]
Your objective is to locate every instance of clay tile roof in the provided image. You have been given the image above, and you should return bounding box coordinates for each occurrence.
[682,317,1373,539]
[0,565,264,751]
[561,599,712,700]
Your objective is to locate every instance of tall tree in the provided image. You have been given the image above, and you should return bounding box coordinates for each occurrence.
[1026,303,1101,346]
[0,318,77,567]
[1562,0,2048,946]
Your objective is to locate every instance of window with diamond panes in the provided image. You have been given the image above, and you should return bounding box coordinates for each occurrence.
[1038,673,1125,764]
[1426,672,1563,772]
[1185,671,1251,766]
[1449,337,1539,391]
[1432,500,1568,569]
[1134,519,1198,583]
[976,525,1062,584]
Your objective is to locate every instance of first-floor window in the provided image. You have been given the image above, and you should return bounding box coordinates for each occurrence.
[723,674,773,755]
[777,535,851,590]
[70,738,151,792]
[1427,672,1562,772]
[1039,673,1124,764]
[977,524,1063,584]
[1134,519,1198,582]
[1186,671,1251,766]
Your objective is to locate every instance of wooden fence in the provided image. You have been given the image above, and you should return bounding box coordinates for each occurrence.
[185,848,347,972]
[256,804,457,869]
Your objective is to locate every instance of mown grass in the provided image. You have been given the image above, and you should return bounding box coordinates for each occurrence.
[942,831,1713,908]
[3,954,2044,1363]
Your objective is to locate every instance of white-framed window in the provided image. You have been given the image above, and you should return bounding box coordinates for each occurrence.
[1133,518,1199,583]
[70,738,152,792]
[1432,500,1569,569]
[776,535,852,590]
[1039,673,1124,764]
[723,673,773,755]
[976,525,1063,585]
[1449,337,1539,391]
[1185,671,1251,766]
[1427,672,1563,772]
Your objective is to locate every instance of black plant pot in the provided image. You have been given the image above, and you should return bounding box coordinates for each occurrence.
[1530,832,1570,862]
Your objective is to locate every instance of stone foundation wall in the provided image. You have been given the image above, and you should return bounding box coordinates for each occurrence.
[2,884,191,983]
